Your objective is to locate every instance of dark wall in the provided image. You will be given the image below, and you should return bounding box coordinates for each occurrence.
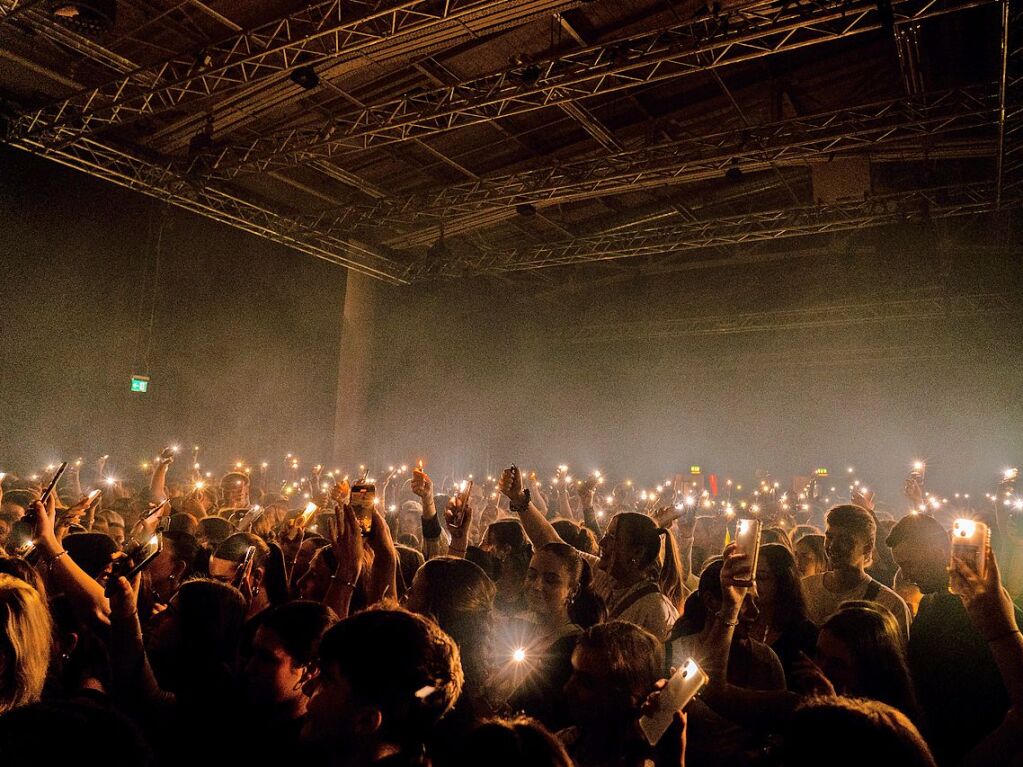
[366,220,1023,499]
[0,147,345,476]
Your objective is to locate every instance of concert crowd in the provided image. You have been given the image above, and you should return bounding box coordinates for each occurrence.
[0,449,1021,767]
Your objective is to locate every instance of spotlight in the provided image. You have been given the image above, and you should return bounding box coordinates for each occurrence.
[51,0,116,34]
[290,65,320,90]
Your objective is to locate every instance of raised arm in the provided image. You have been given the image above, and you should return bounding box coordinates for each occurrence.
[150,447,175,503]
[412,465,447,560]
[30,497,110,625]
[324,504,363,620]
[498,465,560,548]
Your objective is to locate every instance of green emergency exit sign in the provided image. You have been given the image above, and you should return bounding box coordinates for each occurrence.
[130,375,150,393]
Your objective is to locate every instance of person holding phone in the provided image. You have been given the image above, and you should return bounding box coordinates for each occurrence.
[499,465,683,641]
[802,504,911,643]
[887,513,1021,764]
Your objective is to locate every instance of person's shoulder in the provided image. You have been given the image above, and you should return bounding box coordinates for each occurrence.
[875,581,911,610]
[801,573,826,591]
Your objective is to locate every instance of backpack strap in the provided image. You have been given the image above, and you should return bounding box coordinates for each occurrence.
[609,581,661,619]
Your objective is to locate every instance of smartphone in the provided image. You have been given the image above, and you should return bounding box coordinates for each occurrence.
[233,545,257,588]
[734,518,762,585]
[40,462,69,504]
[350,483,376,535]
[951,519,989,580]
[111,534,163,581]
[639,658,708,745]
[85,488,103,505]
[450,480,473,529]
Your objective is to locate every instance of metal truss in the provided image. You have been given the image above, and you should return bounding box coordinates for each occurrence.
[6,135,408,283]
[301,86,999,246]
[10,0,554,143]
[996,0,1023,203]
[208,0,994,178]
[558,291,1018,343]
[411,183,1005,276]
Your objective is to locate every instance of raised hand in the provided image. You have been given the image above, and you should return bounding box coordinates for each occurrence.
[720,543,753,611]
[411,466,434,500]
[158,447,175,466]
[332,504,364,587]
[904,476,924,509]
[498,465,526,504]
[950,547,1017,640]
[444,496,474,542]
[850,488,875,512]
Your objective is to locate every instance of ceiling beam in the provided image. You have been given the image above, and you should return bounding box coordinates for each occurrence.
[206,0,991,178]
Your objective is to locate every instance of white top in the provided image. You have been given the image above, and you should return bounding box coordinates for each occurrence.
[801,572,912,642]
[581,551,679,641]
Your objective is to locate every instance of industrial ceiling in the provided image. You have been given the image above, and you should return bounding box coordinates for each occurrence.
[0,0,1019,284]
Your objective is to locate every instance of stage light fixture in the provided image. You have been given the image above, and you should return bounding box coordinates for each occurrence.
[724,158,744,183]
[290,66,320,90]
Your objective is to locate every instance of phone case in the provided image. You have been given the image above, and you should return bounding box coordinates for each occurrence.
[639,658,708,745]
[734,518,762,577]
[951,519,989,580]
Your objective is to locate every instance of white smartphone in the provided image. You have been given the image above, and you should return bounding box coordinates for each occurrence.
[639,658,708,745]
[951,518,989,581]
[734,517,762,584]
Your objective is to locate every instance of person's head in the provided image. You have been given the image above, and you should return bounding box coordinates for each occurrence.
[565,621,663,729]
[405,557,495,689]
[692,515,727,574]
[525,541,605,628]
[885,514,949,594]
[63,533,119,583]
[756,543,809,630]
[0,558,45,602]
[0,575,51,714]
[148,531,198,603]
[167,512,198,536]
[551,519,599,555]
[246,600,338,708]
[0,510,20,548]
[394,544,425,601]
[453,717,573,767]
[781,696,936,767]
[599,512,684,606]
[209,532,269,600]
[96,510,125,549]
[220,472,250,507]
[816,604,916,717]
[302,609,463,759]
[145,578,246,693]
[0,700,154,767]
[824,505,876,571]
[790,524,822,543]
[196,516,233,550]
[483,519,530,562]
[1,490,35,520]
[294,544,335,602]
[794,533,826,578]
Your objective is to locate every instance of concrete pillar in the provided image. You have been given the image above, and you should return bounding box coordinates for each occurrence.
[332,269,378,467]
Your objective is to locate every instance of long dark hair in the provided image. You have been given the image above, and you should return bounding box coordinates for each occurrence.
[615,512,685,610]
[538,542,606,628]
[820,604,920,722]
[416,557,496,692]
[760,543,810,631]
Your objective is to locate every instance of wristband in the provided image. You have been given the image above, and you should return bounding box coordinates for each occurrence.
[509,489,531,514]
[330,575,358,590]
[422,515,442,539]
[716,610,740,627]
[46,549,68,570]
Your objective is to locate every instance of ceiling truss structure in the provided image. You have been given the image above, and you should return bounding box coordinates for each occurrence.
[0,0,1018,284]
[10,0,580,143]
[298,86,998,242]
[205,0,990,178]
[558,290,1017,343]
[414,183,1002,276]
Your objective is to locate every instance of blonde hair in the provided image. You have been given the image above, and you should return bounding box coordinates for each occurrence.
[0,574,52,713]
